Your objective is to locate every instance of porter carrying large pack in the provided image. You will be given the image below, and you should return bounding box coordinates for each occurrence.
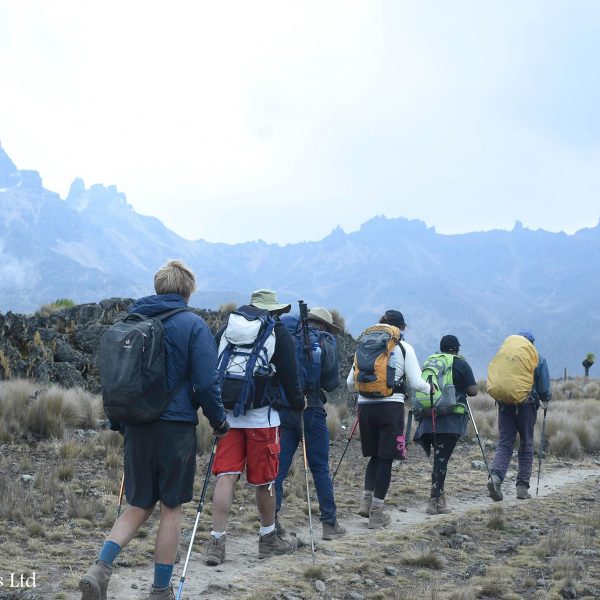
[487,335,539,404]
[353,324,403,398]
[99,308,188,424]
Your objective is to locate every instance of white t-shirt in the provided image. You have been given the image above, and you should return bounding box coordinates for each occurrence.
[347,339,430,404]
[225,406,280,428]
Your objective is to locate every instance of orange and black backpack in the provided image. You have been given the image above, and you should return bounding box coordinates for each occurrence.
[353,324,403,398]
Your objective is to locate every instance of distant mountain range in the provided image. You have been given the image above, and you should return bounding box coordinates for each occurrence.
[1,144,598,380]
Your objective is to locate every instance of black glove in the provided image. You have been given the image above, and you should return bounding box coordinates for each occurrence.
[213,419,230,438]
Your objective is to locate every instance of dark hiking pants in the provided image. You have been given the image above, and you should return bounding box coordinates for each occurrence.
[491,403,537,488]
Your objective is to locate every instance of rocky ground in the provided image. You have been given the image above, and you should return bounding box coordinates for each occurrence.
[1,407,599,600]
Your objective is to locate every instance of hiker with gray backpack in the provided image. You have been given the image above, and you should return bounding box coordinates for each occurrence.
[204,289,305,566]
[413,335,478,515]
[486,329,552,501]
[347,310,433,529]
[80,260,229,600]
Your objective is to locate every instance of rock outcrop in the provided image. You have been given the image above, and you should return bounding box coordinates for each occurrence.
[0,300,357,400]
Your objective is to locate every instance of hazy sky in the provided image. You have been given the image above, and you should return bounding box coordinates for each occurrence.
[1,1,599,244]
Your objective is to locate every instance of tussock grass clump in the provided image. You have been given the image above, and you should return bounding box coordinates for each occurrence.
[402,547,445,570]
[486,506,505,530]
[551,555,583,579]
[534,528,585,558]
[548,431,583,458]
[65,490,105,520]
[57,460,75,482]
[303,564,326,580]
[0,380,101,441]
[26,520,46,538]
[0,477,35,522]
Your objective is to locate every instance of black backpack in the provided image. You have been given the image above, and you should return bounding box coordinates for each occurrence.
[99,308,188,424]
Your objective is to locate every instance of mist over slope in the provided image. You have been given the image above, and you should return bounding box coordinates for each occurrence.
[1,144,598,379]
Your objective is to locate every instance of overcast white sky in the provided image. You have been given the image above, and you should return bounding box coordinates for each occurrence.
[1,1,599,244]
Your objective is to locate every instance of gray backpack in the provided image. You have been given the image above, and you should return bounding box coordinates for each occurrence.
[99,308,188,424]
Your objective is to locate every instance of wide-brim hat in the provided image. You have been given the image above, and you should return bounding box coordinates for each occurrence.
[308,307,341,335]
[249,289,291,313]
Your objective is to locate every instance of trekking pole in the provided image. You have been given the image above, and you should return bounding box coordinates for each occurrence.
[428,376,439,512]
[115,472,125,519]
[300,414,316,564]
[536,406,548,497]
[405,409,413,447]
[332,415,359,482]
[176,438,218,600]
[465,398,493,480]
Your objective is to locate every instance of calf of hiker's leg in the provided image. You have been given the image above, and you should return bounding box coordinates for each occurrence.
[109,504,155,549]
[155,503,182,564]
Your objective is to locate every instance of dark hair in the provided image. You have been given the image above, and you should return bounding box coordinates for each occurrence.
[379,309,406,329]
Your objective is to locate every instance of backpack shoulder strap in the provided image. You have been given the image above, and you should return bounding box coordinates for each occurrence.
[156,307,189,321]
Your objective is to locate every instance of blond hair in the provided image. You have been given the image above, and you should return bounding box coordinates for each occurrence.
[154,259,196,299]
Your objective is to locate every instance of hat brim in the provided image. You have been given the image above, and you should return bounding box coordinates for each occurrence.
[308,314,341,335]
[251,301,291,313]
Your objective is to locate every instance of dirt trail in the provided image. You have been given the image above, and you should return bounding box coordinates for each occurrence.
[66,463,600,600]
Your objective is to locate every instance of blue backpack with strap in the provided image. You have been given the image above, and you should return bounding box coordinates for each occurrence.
[280,314,324,396]
[217,305,277,417]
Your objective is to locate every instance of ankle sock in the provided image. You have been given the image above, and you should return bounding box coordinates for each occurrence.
[98,541,121,567]
[210,530,226,539]
[371,497,384,509]
[259,524,275,536]
[153,563,173,589]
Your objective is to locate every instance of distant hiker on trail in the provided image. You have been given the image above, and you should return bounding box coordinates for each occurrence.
[80,260,229,600]
[275,307,347,540]
[205,289,305,566]
[486,329,552,501]
[413,335,478,514]
[346,310,433,529]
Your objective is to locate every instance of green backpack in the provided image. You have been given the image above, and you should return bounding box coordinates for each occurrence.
[414,353,461,417]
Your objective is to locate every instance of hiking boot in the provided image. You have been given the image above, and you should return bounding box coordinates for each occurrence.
[322,520,346,540]
[368,505,391,529]
[487,475,503,502]
[358,495,372,518]
[258,530,297,559]
[516,484,531,500]
[79,561,112,600]
[205,534,226,566]
[275,516,286,537]
[148,584,174,600]
[426,494,451,515]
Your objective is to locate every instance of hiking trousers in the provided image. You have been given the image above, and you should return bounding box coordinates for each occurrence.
[491,403,537,487]
[275,407,337,524]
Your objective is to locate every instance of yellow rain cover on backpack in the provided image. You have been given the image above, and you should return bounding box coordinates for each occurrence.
[487,335,539,404]
[353,324,401,398]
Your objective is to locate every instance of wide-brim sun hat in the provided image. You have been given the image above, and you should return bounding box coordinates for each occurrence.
[307,307,341,335]
[249,289,291,313]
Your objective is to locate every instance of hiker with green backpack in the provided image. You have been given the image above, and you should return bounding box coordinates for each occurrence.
[486,330,552,501]
[347,310,433,529]
[413,335,478,515]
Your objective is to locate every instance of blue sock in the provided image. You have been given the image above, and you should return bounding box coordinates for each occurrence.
[98,541,121,566]
[154,563,174,589]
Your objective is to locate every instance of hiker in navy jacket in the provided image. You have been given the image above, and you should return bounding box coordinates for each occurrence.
[487,329,552,502]
[275,308,346,541]
[79,260,229,600]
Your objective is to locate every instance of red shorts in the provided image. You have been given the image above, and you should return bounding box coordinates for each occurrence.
[212,427,280,486]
